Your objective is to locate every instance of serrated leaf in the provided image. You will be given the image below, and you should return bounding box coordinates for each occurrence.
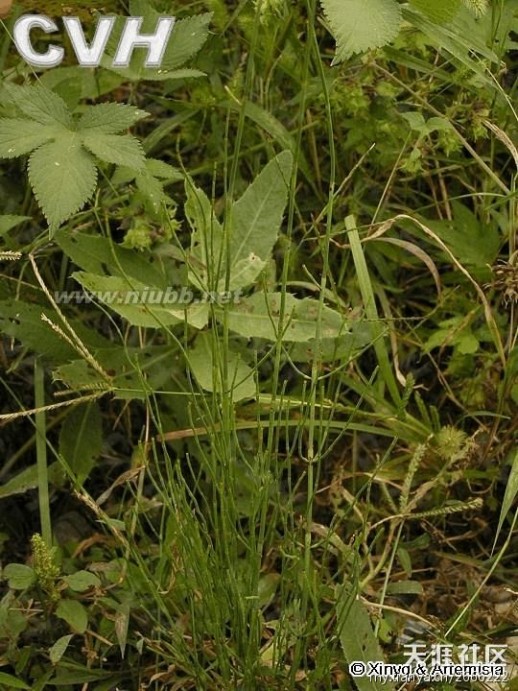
[80,132,145,170]
[56,599,88,633]
[28,136,98,234]
[135,170,168,214]
[49,634,74,665]
[321,0,402,61]
[0,118,59,158]
[2,563,36,590]
[63,571,101,592]
[161,13,213,71]
[189,332,256,401]
[409,0,462,23]
[77,103,148,133]
[145,158,183,180]
[4,84,72,128]
[60,403,103,483]
[223,293,348,342]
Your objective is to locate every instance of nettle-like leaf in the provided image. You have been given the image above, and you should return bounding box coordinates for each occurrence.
[103,0,212,81]
[28,136,98,231]
[0,85,148,234]
[321,0,402,61]
[321,0,489,62]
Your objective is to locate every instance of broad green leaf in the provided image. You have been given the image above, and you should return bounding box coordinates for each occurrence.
[53,345,177,400]
[145,158,183,180]
[77,103,148,133]
[0,214,31,236]
[28,136,98,234]
[4,84,72,128]
[56,599,88,633]
[0,118,58,158]
[402,5,498,84]
[223,293,347,342]
[49,634,74,665]
[135,170,168,214]
[0,672,31,689]
[80,132,145,170]
[494,448,518,550]
[63,571,101,592]
[188,151,292,292]
[2,564,36,590]
[0,298,110,363]
[55,230,166,287]
[60,403,103,483]
[409,0,462,23]
[189,332,256,401]
[423,202,500,269]
[321,0,402,61]
[161,13,213,71]
[289,322,372,362]
[0,462,64,499]
[186,180,225,291]
[230,150,292,270]
[72,272,208,329]
[337,583,395,691]
[104,3,212,81]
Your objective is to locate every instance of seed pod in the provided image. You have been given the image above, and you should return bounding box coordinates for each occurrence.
[0,0,12,19]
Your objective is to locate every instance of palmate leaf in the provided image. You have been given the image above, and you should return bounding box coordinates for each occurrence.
[0,118,58,158]
[321,0,402,62]
[77,103,148,133]
[28,135,98,235]
[80,132,146,169]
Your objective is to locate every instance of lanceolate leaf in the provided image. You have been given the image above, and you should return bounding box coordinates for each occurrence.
[28,136,98,235]
[321,0,402,61]
[80,132,145,169]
